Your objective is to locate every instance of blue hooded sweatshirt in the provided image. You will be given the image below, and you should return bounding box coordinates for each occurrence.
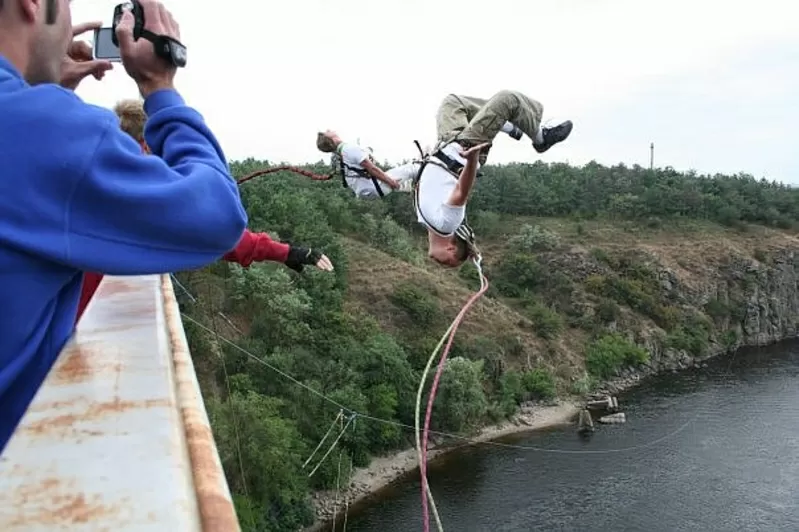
[0,56,248,451]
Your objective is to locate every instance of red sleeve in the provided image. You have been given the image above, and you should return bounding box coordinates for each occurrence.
[76,273,104,324]
[222,229,290,267]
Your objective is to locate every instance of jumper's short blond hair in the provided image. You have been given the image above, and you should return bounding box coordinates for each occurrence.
[113,99,146,142]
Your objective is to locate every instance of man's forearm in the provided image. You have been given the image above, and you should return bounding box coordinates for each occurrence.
[368,167,395,186]
[449,157,478,206]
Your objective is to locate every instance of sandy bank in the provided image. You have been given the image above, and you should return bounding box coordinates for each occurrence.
[304,401,579,531]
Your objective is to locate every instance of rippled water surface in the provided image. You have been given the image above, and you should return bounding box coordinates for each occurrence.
[344,342,799,531]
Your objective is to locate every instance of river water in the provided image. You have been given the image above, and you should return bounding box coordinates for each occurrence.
[344,341,799,531]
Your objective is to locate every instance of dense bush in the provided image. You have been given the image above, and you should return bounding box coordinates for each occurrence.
[585,333,650,379]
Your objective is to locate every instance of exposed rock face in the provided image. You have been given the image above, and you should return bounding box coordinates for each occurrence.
[662,249,799,356]
[587,247,799,396]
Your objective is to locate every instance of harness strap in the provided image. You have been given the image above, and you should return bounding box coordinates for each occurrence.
[431,149,465,175]
[337,145,385,198]
[412,154,462,238]
[411,142,478,251]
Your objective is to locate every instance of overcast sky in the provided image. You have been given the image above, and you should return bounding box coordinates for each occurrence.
[73,0,798,183]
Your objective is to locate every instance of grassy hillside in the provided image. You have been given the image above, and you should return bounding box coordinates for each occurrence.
[177,157,799,531]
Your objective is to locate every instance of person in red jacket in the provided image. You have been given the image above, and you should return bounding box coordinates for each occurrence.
[75,100,333,323]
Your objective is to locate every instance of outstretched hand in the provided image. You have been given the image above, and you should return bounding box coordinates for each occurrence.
[458,142,491,160]
[285,245,335,273]
[59,22,114,90]
[314,254,335,271]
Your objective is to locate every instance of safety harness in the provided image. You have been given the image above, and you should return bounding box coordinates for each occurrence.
[335,144,385,198]
[411,140,479,257]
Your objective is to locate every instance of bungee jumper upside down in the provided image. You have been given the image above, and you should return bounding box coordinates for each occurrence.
[408,89,573,532]
[316,129,415,199]
[402,89,574,268]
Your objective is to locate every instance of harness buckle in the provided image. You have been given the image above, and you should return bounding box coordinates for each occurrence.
[455,221,479,258]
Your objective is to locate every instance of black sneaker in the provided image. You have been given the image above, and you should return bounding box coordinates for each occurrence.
[533,120,573,153]
[508,125,523,140]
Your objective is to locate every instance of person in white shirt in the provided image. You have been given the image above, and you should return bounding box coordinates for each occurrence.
[415,90,572,267]
[413,142,487,267]
[316,130,414,199]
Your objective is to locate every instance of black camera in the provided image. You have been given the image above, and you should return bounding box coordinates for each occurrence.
[111,1,187,67]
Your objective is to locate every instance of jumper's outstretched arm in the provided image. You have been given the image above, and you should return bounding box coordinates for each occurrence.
[447,143,489,207]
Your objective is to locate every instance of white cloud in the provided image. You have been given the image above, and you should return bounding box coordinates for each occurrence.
[73,0,799,181]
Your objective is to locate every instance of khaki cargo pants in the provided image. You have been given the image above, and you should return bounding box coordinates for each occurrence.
[435,90,544,146]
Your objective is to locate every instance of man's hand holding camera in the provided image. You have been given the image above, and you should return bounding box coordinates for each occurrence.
[59,22,113,90]
[115,0,181,97]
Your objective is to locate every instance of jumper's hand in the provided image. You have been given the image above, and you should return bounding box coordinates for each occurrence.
[458,142,491,161]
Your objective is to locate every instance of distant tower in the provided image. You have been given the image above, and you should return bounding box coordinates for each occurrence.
[650,142,654,170]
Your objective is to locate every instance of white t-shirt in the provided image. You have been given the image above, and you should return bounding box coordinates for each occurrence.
[415,142,479,236]
[338,143,390,199]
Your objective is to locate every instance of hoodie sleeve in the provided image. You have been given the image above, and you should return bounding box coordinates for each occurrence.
[60,89,248,274]
[223,229,290,267]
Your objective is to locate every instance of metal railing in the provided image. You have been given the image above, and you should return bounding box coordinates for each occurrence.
[0,274,239,531]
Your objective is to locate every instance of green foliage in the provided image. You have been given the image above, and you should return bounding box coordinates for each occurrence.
[509,223,562,252]
[570,373,599,395]
[229,264,313,350]
[361,213,423,264]
[524,300,565,339]
[583,253,688,331]
[470,210,504,237]
[430,357,489,432]
[494,253,546,297]
[585,333,650,379]
[498,370,524,415]
[496,367,555,414]
[207,391,315,531]
[469,160,799,229]
[521,369,556,400]
[181,157,797,530]
[665,312,712,357]
[389,281,439,326]
[596,297,621,323]
[721,329,740,351]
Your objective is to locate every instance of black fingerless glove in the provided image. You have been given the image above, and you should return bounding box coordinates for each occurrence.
[285,245,322,273]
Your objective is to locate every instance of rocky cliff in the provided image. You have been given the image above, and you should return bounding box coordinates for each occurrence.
[536,228,799,393]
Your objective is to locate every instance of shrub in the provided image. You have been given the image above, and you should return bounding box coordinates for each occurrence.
[585,333,649,379]
[389,282,438,326]
[521,369,556,400]
[509,224,561,252]
[596,298,620,323]
[525,301,564,339]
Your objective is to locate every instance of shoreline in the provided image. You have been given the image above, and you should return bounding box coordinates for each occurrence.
[303,401,579,531]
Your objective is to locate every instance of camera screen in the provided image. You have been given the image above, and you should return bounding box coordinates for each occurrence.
[94,27,120,61]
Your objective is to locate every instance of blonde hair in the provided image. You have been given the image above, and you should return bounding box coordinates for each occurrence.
[113,99,146,142]
[316,132,337,153]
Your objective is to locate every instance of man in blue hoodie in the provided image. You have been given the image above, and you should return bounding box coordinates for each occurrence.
[0,0,248,451]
